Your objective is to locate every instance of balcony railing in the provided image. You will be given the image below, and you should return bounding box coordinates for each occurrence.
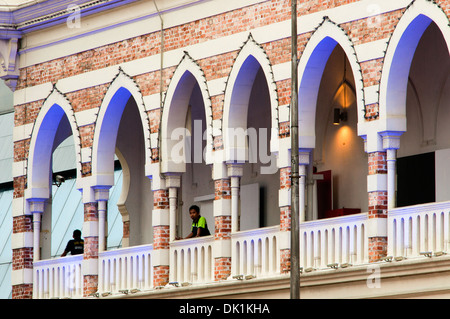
[33,254,83,299]
[231,226,280,278]
[170,235,214,285]
[300,213,369,269]
[388,201,450,258]
[98,244,153,294]
[32,201,450,298]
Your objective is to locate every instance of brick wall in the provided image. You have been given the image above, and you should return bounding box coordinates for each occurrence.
[214,178,232,280]
[152,189,170,286]
[11,0,450,297]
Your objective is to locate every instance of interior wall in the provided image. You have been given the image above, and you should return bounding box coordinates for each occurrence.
[313,46,368,214]
[180,83,214,238]
[243,66,280,228]
[116,97,153,245]
[397,23,450,201]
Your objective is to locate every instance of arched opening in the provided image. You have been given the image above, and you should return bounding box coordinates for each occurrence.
[162,69,213,239]
[93,80,151,248]
[26,100,83,260]
[299,38,367,220]
[114,95,151,246]
[313,45,367,219]
[223,50,279,230]
[240,62,279,229]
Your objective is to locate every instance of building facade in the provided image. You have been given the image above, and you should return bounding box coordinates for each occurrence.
[4,0,450,299]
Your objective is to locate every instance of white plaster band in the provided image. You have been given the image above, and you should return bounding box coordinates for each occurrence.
[11,269,33,286]
[82,258,98,276]
[367,217,388,238]
[278,230,290,250]
[83,220,99,238]
[213,198,231,217]
[152,209,170,227]
[152,248,169,267]
[213,239,231,259]
[278,188,291,208]
[11,231,34,249]
[367,174,387,192]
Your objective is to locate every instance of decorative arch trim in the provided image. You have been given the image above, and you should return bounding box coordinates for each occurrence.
[222,33,279,162]
[91,67,151,187]
[160,51,213,172]
[26,85,82,200]
[379,0,450,132]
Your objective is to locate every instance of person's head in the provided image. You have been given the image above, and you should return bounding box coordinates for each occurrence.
[73,229,81,239]
[189,205,200,221]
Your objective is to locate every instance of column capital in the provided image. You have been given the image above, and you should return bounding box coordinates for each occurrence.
[380,131,403,150]
[226,162,243,177]
[164,173,181,188]
[27,198,46,213]
[298,149,312,166]
[93,186,110,201]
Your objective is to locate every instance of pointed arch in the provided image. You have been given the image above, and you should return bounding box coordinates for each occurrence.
[297,17,364,149]
[91,67,151,187]
[160,51,213,173]
[222,34,279,162]
[27,86,82,200]
[379,0,450,132]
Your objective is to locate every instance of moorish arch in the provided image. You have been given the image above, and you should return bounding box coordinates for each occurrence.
[91,67,151,189]
[160,51,213,173]
[26,85,82,201]
[379,0,450,132]
[222,33,279,163]
[297,17,365,150]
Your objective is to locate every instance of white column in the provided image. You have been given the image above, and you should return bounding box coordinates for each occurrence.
[169,187,177,242]
[98,201,107,253]
[381,132,402,210]
[29,199,45,262]
[230,176,239,233]
[33,212,42,262]
[165,174,181,242]
[94,187,110,253]
[227,163,243,233]
[299,150,310,223]
[299,165,307,223]
[386,149,397,210]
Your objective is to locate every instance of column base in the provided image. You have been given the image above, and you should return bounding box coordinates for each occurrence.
[12,284,33,299]
[153,265,169,287]
[214,257,231,281]
[280,248,291,274]
[83,275,98,297]
[368,236,387,262]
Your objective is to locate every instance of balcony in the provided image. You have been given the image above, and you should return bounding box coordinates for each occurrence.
[33,254,83,299]
[32,201,450,298]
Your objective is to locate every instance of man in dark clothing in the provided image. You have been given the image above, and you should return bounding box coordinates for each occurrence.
[61,229,84,257]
